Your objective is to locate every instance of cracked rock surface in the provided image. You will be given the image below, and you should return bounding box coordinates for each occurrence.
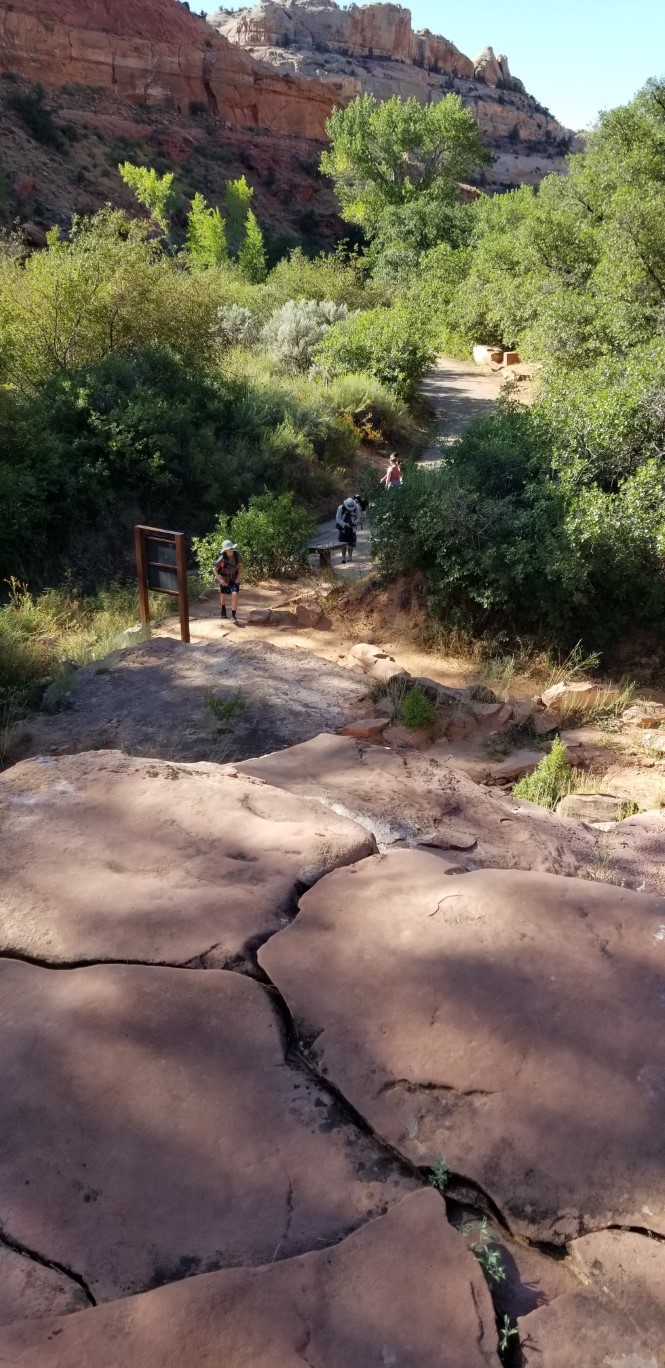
[235,732,600,875]
[521,1228,665,1365]
[0,1192,500,1366]
[0,1246,90,1326]
[0,961,415,1302]
[260,850,665,1241]
[0,751,374,967]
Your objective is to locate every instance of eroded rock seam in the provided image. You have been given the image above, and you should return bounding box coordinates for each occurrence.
[0,1223,96,1307]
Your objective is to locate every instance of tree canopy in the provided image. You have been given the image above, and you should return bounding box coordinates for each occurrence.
[320,94,491,234]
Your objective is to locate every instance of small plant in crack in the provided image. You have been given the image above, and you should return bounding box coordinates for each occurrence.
[428,1156,449,1192]
[461,1217,505,1282]
[499,1314,519,1353]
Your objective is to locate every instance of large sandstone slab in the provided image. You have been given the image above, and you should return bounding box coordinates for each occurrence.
[0,1192,500,1367]
[0,750,374,967]
[260,852,665,1242]
[14,636,368,767]
[521,1228,665,1365]
[234,732,599,877]
[0,961,415,1305]
[0,1247,90,1326]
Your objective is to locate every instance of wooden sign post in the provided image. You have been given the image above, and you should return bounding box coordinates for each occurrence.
[134,525,190,644]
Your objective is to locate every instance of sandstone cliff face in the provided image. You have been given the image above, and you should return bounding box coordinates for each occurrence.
[210,0,573,189]
[0,0,336,138]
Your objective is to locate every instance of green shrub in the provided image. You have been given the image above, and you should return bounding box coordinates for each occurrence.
[5,85,62,148]
[263,298,350,372]
[193,493,316,582]
[315,304,434,400]
[513,740,571,809]
[265,246,376,311]
[399,685,437,730]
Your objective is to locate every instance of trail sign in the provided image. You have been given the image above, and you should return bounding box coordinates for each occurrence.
[134,525,190,643]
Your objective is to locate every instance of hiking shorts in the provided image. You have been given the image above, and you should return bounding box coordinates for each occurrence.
[219,580,241,595]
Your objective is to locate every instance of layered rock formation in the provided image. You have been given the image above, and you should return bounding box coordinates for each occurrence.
[0,0,336,137]
[210,0,573,189]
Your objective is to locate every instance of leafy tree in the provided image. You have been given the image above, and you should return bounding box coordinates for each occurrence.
[316,303,434,399]
[193,493,316,581]
[238,208,267,282]
[321,94,491,235]
[119,162,179,234]
[225,174,254,255]
[186,192,228,267]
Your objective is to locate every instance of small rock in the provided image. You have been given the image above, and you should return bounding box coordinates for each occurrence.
[383,725,431,749]
[374,698,394,718]
[492,703,514,731]
[296,602,328,629]
[623,704,665,729]
[492,750,543,782]
[541,681,619,711]
[556,793,635,822]
[368,658,410,684]
[510,700,537,726]
[340,717,390,739]
[446,709,477,741]
[469,702,503,721]
[420,830,477,852]
[532,708,561,735]
[247,609,271,625]
[268,610,298,627]
[642,732,665,755]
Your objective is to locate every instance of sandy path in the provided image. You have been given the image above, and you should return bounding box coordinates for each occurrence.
[420,356,504,462]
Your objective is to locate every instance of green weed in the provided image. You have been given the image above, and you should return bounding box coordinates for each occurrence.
[204,693,245,726]
[399,684,437,731]
[428,1157,449,1192]
[513,740,571,810]
[499,1315,519,1354]
[461,1217,505,1283]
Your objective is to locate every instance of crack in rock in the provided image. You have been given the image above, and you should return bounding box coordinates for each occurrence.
[0,1225,95,1308]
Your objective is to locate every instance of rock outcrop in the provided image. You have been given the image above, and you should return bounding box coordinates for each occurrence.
[210,0,574,189]
[0,0,336,137]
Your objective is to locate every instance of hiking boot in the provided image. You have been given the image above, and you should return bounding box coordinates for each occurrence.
[220,607,228,619]
[232,612,243,627]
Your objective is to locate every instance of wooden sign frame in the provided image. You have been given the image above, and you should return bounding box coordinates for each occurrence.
[134,525,190,643]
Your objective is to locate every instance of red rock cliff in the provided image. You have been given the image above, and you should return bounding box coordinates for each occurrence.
[0,0,336,137]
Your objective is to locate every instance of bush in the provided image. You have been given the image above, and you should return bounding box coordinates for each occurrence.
[5,85,62,148]
[213,304,259,348]
[193,493,316,581]
[265,247,376,311]
[315,303,435,400]
[513,741,571,809]
[263,298,349,372]
[399,685,437,730]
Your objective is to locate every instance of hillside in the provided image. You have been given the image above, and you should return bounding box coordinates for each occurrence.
[209,0,575,191]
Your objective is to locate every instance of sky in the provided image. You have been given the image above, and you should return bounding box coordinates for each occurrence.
[200,0,665,131]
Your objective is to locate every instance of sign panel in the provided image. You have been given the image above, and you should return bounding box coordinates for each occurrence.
[134,525,190,643]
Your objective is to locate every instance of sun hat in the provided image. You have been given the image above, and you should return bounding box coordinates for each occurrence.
[343,497,356,509]
[221,539,238,551]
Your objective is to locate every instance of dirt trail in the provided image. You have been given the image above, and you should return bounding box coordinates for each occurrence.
[420,355,504,462]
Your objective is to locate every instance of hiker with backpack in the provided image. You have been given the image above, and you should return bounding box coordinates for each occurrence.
[213,539,243,626]
[335,497,359,564]
[382,453,402,490]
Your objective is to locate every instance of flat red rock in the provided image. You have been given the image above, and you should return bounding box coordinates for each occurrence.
[234,733,599,876]
[521,1228,665,1365]
[0,1192,500,1367]
[260,851,665,1241]
[0,962,415,1305]
[0,751,374,967]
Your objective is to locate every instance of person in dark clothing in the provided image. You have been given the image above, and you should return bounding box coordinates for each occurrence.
[335,497,359,564]
[353,493,369,529]
[213,539,243,626]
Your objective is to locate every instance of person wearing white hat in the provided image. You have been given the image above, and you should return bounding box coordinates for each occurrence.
[335,496,359,564]
[213,539,243,626]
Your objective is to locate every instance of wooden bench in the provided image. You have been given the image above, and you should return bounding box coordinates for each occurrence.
[308,543,337,571]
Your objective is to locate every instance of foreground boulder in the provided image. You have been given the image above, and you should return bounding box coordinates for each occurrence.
[12,635,368,766]
[0,751,374,967]
[0,961,415,1307]
[521,1228,665,1365]
[260,851,665,1241]
[234,733,599,876]
[0,1192,500,1366]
